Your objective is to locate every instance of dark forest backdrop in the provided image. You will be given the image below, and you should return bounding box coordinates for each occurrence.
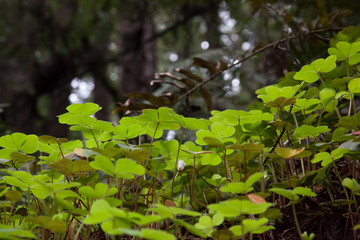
[1,0,359,137]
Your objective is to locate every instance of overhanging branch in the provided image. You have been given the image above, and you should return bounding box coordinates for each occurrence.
[173,27,344,106]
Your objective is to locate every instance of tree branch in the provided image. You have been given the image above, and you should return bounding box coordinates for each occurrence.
[173,27,344,106]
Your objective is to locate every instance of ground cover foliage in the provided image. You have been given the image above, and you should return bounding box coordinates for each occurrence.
[1,27,360,240]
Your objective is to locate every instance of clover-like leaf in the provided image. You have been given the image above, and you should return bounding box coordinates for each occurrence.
[10,152,35,164]
[328,41,360,65]
[4,171,51,199]
[173,219,207,238]
[221,172,265,194]
[311,147,349,166]
[30,216,67,233]
[226,143,264,152]
[203,137,224,147]
[0,224,36,239]
[150,203,201,218]
[196,121,235,145]
[182,117,211,130]
[257,85,301,103]
[114,123,146,140]
[294,56,337,83]
[38,135,68,144]
[38,140,83,164]
[79,183,118,199]
[320,88,336,106]
[58,103,101,125]
[286,98,321,114]
[335,113,360,130]
[293,187,317,197]
[0,133,38,159]
[49,158,94,177]
[207,199,272,218]
[342,178,359,192]
[84,199,127,225]
[54,197,88,216]
[67,102,102,115]
[194,215,213,236]
[294,125,330,138]
[4,190,22,203]
[141,229,176,240]
[265,97,296,108]
[136,108,180,139]
[348,78,360,93]
[230,218,274,237]
[90,155,115,176]
[198,152,221,165]
[221,182,248,194]
[270,188,299,201]
[115,158,145,179]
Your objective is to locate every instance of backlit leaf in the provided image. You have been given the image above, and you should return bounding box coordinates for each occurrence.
[294,125,330,138]
[208,199,272,217]
[115,158,145,179]
[90,155,115,176]
[348,78,360,93]
[141,228,176,240]
[173,219,207,238]
[328,41,360,65]
[342,178,359,192]
[0,133,38,154]
[79,182,118,199]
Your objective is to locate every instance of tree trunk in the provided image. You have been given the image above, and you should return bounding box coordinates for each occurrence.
[118,0,156,95]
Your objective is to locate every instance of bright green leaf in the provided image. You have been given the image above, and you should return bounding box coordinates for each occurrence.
[348,78,360,93]
[115,158,145,179]
[30,216,67,233]
[141,229,176,240]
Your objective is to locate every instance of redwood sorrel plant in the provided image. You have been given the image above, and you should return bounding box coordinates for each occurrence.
[1,27,360,240]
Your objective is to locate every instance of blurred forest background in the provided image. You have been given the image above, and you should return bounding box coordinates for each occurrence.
[0,0,359,137]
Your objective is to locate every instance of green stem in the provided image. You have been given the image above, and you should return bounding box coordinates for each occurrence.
[351,192,359,218]
[292,201,302,238]
[317,109,323,127]
[134,121,160,207]
[73,222,84,240]
[258,153,265,193]
[144,121,159,170]
[198,173,222,200]
[243,150,248,180]
[194,174,208,204]
[319,75,327,88]
[286,159,292,189]
[190,154,206,208]
[348,94,353,116]
[27,188,30,229]
[223,149,231,182]
[89,129,100,148]
[171,128,185,198]
[333,164,355,229]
